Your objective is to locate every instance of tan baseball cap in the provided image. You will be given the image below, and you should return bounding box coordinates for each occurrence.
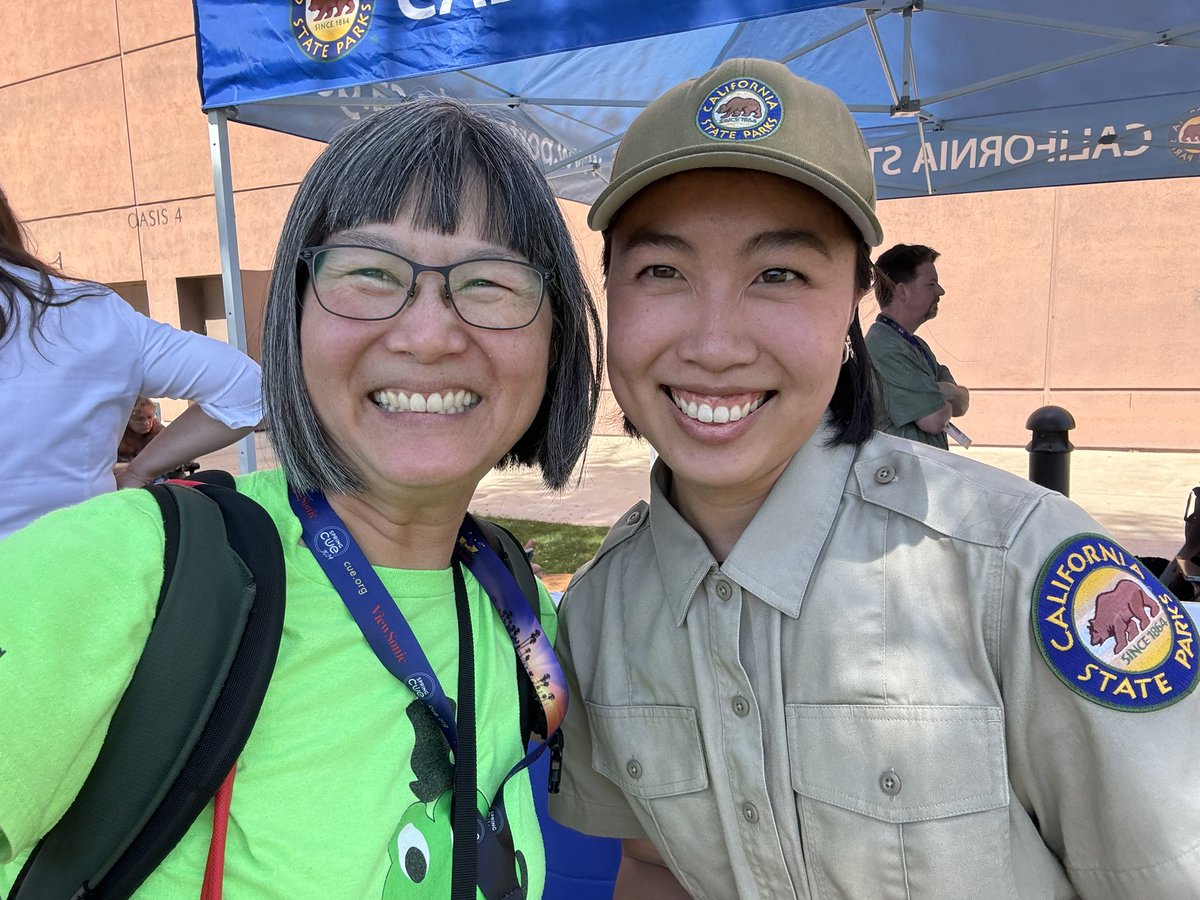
[588,57,883,246]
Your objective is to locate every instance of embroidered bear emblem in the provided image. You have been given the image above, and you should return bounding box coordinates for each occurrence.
[308,0,354,20]
[716,97,762,120]
[1087,578,1161,654]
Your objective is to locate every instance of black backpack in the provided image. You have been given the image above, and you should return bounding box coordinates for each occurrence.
[9,473,543,900]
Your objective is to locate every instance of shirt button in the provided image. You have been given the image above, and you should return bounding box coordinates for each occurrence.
[627,759,642,780]
[731,695,750,717]
[625,509,642,525]
[714,578,733,601]
[874,465,896,484]
[741,802,759,823]
[879,769,902,796]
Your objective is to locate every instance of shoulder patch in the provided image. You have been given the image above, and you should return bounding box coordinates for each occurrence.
[1032,534,1197,711]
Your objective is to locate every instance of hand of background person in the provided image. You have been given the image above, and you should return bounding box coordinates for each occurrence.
[937,381,970,417]
[114,464,154,490]
[524,539,544,577]
[113,404,258,491]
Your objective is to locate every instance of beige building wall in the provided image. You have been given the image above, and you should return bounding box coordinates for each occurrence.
[2,2,1197,448]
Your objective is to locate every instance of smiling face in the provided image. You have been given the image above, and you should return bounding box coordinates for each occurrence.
[299,200,552,507]
[605,169,862,512]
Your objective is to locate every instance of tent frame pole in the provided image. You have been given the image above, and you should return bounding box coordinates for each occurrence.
[207,108,257,474]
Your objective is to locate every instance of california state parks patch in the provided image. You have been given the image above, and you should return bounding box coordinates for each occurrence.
[1033,534,1197,711]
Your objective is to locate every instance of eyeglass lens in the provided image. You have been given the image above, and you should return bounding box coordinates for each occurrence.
[309,246,543,329]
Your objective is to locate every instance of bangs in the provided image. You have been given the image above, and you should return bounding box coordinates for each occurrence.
[301,104,546,265]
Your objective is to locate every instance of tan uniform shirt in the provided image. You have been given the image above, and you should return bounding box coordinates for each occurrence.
[550,427,1200,899]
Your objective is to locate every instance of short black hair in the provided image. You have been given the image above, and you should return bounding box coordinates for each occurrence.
[873,243,939,308]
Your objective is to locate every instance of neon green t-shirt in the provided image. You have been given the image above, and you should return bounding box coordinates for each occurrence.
[0,468,556,898]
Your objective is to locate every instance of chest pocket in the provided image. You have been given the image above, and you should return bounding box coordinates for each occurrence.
[786,704,1016,900]
[585,702,721,897]
[585,702,708,799]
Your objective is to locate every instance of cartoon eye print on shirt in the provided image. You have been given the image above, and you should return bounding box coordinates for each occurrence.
[392,820,434,886]
[382,696,533,897]
[383,700,455,896]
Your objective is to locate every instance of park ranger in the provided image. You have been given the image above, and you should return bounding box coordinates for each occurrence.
[549,57,1200,899]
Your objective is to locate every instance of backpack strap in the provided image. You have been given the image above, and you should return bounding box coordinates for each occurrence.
[474,517,542,621]
[11,479,285,900]
[188,469,237,490]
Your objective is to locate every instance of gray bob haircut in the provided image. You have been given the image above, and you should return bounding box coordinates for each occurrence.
[262,97,603,492]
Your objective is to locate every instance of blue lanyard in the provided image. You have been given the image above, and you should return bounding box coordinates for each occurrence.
[877,313,939,376]
[288,486,565,899]
[288,486,566,750]
[289,487,460,744]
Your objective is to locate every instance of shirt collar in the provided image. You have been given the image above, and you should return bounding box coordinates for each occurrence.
[648,420,859,625]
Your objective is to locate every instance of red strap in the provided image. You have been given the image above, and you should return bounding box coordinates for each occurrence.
[200,767,236,900]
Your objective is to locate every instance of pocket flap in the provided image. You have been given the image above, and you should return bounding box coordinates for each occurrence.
[786,704,1008,823]
[585,702,709,800]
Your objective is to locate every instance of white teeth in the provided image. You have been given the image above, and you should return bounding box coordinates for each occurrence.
[671,390,765,424]
[372,389,480,415]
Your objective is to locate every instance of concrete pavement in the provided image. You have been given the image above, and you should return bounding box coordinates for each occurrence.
[199,433,1198,562]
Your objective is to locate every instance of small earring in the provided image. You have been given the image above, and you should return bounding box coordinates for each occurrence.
[842,335,855,365]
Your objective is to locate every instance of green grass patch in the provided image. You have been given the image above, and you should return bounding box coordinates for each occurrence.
[484,517,609,575]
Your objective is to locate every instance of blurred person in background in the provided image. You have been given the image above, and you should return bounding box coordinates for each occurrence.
[116,395,164,461]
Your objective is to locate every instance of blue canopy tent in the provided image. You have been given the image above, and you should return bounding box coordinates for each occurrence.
[195,0,1200,472]
[194,0,1200,393]
[197,0,1200,199]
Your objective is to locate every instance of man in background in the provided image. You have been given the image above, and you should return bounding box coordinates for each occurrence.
[866,243,969,449]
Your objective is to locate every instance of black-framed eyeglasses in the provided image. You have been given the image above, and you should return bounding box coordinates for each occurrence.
[298,244,548,330]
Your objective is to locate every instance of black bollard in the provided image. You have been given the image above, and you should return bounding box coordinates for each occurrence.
[1026,406,1075,496]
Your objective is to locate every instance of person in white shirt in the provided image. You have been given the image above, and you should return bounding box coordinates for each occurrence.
[0,185,263,539]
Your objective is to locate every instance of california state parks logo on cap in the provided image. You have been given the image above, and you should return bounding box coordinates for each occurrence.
[1033,534,1197,711]
[696,77,782,142]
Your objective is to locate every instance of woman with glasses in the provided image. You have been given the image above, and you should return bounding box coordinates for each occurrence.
[0,98,602,898]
